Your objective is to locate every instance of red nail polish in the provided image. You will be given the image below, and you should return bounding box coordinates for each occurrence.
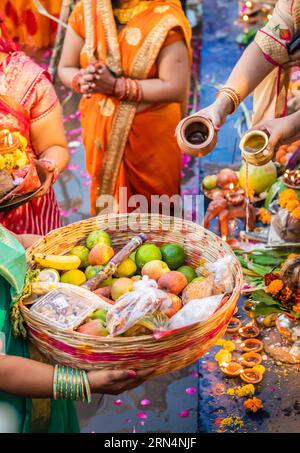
[128,371,136,377]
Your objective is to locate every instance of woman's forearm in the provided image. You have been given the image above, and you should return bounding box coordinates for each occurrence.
[0,356,53,398]
[58,66,80,90]
[225,41,274,100]
[39,145,70,173]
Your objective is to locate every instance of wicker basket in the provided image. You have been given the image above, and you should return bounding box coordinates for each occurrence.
[20,214,243,376]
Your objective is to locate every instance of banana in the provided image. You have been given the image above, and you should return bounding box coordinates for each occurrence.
[31,281,57,296]
[34,253,81,271]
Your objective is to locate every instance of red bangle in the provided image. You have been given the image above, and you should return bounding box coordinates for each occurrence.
[112,78,118,96]
[72,72,82,94]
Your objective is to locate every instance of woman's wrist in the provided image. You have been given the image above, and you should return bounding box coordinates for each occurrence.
[214,93,236,117]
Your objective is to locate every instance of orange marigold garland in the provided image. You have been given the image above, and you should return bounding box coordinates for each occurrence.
[259,208,271,225]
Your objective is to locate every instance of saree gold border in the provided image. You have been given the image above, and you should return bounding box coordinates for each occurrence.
[96,0,123,75]
[98,14,183,203]
[83,0,95,61]
[255,31,289,65]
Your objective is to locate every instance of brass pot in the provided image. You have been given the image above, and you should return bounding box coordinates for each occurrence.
[176,115,217,157]
[239,130,272,166]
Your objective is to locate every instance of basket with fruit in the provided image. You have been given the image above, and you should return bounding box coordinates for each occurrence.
[19,214,242,376]
[0,129,41,205]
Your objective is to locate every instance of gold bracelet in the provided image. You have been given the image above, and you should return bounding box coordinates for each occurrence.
[218,86,241,112]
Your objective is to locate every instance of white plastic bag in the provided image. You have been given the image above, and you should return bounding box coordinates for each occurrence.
[168,294,224,330]
[205,256,234,293]
[106,276,172,336]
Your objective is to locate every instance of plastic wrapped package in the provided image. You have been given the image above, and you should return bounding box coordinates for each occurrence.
[168,294,225,330]
[205,256,234,293]
[30,283,111,330]
[106,276,173,337]
[271,208,300,243]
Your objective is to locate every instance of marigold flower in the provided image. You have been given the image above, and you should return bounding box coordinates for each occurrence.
[286,200,300,212]
[278,286,293,303]
[264,273,278,286]
[266,279,284,295]
[292,302,300,314]
[215,349,232,364]
[288,253,298,261]
[222,340,236,352]
[279,189,298,208]
[235,384,255,398]
[259,208,271,224]
[292,206,300,220]
[252,364,266,375]
[226,388,235,396]
[243,397,263,413]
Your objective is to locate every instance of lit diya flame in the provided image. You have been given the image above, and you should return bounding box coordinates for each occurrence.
[241,339,263,353]
[226,317,242,333]
[240,368,263,384]
[239,352,262,368]
[220,361,243,377]
[238,324,260,338]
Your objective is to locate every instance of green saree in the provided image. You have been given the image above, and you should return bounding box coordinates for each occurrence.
[0,226,80,433]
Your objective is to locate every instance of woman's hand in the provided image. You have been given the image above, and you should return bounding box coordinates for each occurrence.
[36,159,58,197]
[252,112,300,154]
[18,234,42,249]
[87,368,154,395]
[79,63,116,98]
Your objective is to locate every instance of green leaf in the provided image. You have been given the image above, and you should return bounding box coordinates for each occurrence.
[254,304,283,317]
[251,290,279,305]
[264,180,284,209]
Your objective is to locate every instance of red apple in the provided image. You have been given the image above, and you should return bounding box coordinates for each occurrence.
[141,260,170,281]
[88,244,114,266]
[161,293,183,318]
[158,271,188,295]
[217,168,238,189]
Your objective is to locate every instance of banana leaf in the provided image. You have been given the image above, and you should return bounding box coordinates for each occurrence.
[264,179,284,209]
[251,290,284,317]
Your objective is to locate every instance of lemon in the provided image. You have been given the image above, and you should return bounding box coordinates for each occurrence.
[61,269,87,286]
[69,245,90,269]
[177,265,197,283]
[115,258,137,278]
[135,244,162,269]
[160,244,186,270]
[39,268,60,284]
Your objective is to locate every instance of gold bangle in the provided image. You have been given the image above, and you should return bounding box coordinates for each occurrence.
[80,371,85,402]
[218,86,241,111]
[217,89,239,113]
[65,367,69,400]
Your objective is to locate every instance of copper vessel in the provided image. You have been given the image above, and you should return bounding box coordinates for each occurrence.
[176,115,217,157]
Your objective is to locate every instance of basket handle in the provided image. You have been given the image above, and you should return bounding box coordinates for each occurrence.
[82,233,147,291]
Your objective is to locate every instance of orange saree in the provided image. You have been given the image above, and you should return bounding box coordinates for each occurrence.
[69,0,192,214]
[1,1,62,48]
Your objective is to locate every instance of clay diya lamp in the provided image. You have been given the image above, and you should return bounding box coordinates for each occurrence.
[226,317,242,333]
[219,361,243,377]
[240,352,262,367]
[240,368,263,384]
[240,338,263,353]
[176,115,217,157]
[243,300,256,318]
[238,324,260,338]
[0,129,20,155]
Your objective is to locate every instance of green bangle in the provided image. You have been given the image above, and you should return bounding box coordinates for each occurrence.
[82,371,92,404]
[69,368,74,401]
[80,371,85,402]
[53,365,58,400]
[59,366,65,400]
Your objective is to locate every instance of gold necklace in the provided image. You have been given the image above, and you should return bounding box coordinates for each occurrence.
[113,1,149,24]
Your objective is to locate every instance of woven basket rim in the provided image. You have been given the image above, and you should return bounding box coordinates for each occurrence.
[21,214,243,344]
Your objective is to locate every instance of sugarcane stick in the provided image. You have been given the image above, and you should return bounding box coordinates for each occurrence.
[82,233,147,291]
[46,0,74,82]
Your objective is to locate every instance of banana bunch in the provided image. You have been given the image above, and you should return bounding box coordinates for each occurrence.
[34,253,80,271]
